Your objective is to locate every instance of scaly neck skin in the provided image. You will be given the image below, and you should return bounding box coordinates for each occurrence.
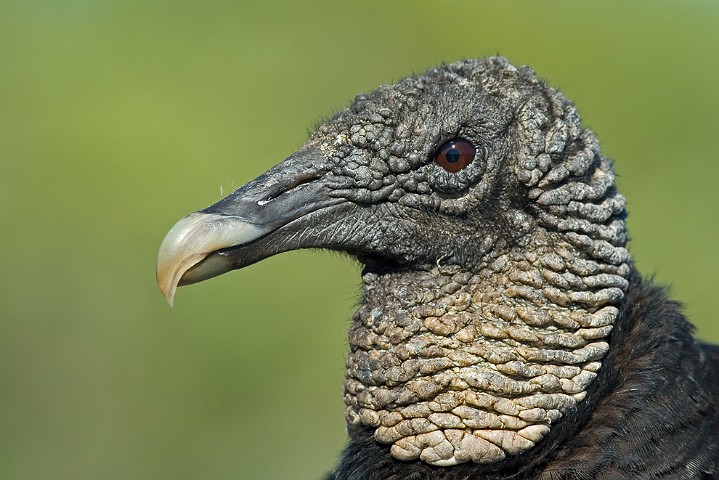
[344,237,629,466]
[333,273,719,480]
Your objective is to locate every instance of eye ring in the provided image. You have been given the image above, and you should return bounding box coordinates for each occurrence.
[435,138,476,172]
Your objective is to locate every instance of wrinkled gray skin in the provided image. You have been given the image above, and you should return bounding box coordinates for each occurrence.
[157,57,719,478]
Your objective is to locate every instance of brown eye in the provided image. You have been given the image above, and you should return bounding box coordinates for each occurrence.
[435,138,476,172]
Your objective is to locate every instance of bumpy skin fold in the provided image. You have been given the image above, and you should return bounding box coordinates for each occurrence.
[157,57,719,478]
[329,273,719,479]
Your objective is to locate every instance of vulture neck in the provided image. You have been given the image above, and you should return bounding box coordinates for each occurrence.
[333,271,719,479]
[344,240,629,466]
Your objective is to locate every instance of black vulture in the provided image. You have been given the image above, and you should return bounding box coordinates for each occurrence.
[156,57,719,479]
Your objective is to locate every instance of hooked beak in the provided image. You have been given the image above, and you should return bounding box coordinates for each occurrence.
[156,147,344,306]
[156,212,265,306]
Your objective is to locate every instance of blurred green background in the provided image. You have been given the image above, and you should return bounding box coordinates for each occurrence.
[1,1,718,479]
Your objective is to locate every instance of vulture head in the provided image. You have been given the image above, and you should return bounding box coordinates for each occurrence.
[157,57,632,468]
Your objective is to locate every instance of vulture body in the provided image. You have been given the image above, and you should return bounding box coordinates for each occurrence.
[157,57,719,479]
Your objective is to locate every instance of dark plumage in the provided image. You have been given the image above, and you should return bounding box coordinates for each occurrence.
[157,57,719,478]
